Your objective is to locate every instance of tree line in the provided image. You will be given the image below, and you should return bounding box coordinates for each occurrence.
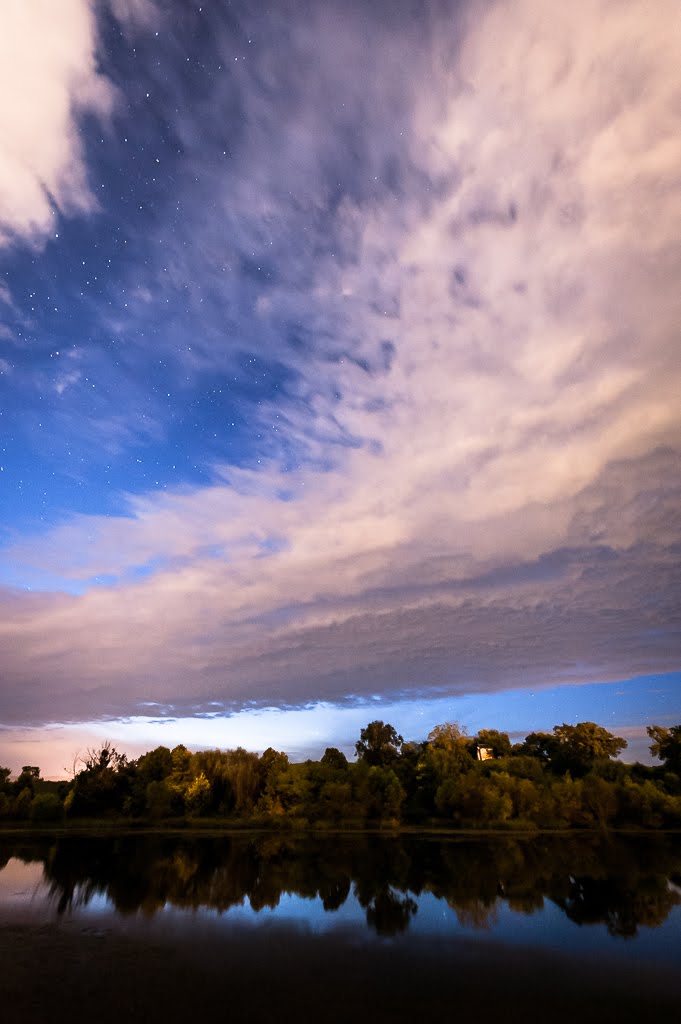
[1,720,680,829]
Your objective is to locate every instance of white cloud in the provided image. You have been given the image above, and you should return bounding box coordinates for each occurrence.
[0,0,117,249]
[108,0,159,31]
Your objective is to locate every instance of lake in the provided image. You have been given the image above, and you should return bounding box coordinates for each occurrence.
[1,831,680,1023]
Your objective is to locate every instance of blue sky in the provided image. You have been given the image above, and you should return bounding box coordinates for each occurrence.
[0,0,679,776]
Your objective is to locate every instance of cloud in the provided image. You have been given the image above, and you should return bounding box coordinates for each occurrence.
[0,0,116,249]
[108,0,160,32]
[1,448,679,727]
[1,0,680,727]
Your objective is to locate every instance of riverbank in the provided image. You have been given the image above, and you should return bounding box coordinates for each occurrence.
[2,817,681,838]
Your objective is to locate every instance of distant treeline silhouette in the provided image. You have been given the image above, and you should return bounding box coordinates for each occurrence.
[1,720,680,829]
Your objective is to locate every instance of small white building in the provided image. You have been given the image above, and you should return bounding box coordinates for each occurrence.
[476,746,493,761]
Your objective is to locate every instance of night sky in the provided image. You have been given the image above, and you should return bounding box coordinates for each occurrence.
[1,0,680,776]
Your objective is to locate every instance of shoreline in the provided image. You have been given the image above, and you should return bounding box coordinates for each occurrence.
[2,821,681,838]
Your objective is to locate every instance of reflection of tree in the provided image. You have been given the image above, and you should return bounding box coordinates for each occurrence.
[362,887,418,936]
[3,833,681,940]
[319,877,351,912]
[450,897,498,930]
[507,893,545,914]
[553,875,681,938]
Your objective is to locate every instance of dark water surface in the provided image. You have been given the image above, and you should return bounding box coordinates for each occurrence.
[1,831,680,1022]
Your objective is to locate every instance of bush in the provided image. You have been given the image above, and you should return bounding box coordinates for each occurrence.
[30,792,63,822]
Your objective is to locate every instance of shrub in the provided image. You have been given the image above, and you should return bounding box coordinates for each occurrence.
[30,792,64,822]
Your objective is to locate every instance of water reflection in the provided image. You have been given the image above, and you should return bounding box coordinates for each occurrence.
[1,832,680,941]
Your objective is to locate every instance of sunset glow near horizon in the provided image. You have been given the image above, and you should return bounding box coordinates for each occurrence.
[1,0,680,778]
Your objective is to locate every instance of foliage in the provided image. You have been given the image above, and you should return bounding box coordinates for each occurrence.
[647,724,681,774]
[320,747,348,771]
[355,721,404,767]
[67,742,131,817]
[7,719,680,832]
[475,729,512,759]
[185,772,211,816]
[551,722,627,776]
[30,792,64,822]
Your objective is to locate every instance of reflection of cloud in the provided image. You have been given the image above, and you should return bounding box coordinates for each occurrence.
[1,0,680,729]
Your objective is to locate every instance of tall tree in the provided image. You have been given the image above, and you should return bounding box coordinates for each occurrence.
[647,725,681,775]
[355,721,403,767]
[425,722,474,776]
[552,722,627,776]
[67,743,129,816]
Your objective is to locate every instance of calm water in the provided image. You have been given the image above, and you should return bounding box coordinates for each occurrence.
[2,831,681,1022]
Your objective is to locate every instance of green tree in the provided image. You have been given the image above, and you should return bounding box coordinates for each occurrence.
[424,722,474,778]
[225,748,262,815]
[355,721,403,767]
[317,779,353,823]
[144,780,175,819]
[580,775,618,828]
[552,722,626,776]
[30,792,64,822]
[67,742,130,816]
[12,787,33,820]
[185,772,211,816]
[321,747,349,771]
[136,746,174,783]
[15,766,40,796]
[475,729,512,759]
[258,748,293,817]
[359,765,405,822]
[647,725,681,774]
[437,772,512,826]
[517,731,557,765]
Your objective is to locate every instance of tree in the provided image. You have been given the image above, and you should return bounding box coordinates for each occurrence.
[185,772,211,816]
[15,766,41,795]
[647,725,681,775]
[82,742,127,773]
[12,787,33,820]
[424,722,474,777]
[258,748,293,817]
[136,746,174,783]
[475,729,512,759]
[552,722,626,776]
[518,731,557,765]
[145,780,175,819]
[321,747,349,771]
[67,742,130,816]
[355,721,403,767]
[30,792,63,823]
[358,765,405,821]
